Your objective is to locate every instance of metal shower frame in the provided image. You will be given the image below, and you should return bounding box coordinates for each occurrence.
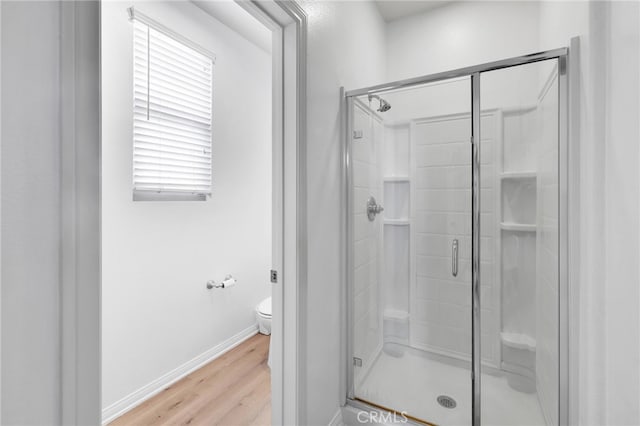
[342,47,569,426]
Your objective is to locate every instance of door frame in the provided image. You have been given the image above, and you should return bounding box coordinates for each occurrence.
[59,1,307,425]
[342,47,570,426]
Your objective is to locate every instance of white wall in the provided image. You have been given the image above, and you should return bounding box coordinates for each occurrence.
[1,2,62,424]
[538,5,602,424]
[539,2,640,424]
[101,0,271,411]
[386,1,540,81]
[604,3,640,423]
[297,1,387,423]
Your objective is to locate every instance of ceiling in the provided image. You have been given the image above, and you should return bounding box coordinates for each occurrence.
[374,1,451,22]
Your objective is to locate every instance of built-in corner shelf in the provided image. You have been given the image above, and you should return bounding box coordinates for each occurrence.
[500,222,536,232]
[384,219,410,226]
[500,332,536,351]
[500,171,537,180]
[383,176,410,182]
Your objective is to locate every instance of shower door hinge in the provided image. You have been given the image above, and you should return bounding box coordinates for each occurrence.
[353,130,363,139]
[270,270,278,283]
[353,357,362,367]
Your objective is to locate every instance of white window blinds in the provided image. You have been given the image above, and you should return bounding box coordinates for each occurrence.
[132,16,214,200]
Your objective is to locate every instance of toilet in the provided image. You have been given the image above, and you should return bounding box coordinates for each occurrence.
[256,297,272,335]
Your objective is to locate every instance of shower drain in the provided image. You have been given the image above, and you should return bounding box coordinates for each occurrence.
[437,395,457,409]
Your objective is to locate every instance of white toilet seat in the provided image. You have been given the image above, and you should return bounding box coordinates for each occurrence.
[257,297,272,318]
[256,297,272,336]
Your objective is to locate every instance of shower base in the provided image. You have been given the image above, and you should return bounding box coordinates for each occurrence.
[355,344,546,425]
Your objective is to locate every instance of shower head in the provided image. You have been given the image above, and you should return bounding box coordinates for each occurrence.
[378,98,391,112]
[368,94,391,113]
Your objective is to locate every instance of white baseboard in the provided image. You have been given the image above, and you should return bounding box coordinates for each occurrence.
[329,408,344,426]
[102,324,259,425]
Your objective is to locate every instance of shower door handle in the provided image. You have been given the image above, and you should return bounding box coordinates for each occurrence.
[452,239,459,277]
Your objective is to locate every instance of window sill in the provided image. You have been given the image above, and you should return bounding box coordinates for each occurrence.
[133,191,209,202]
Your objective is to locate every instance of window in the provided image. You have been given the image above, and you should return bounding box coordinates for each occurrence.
[131,10,214,200]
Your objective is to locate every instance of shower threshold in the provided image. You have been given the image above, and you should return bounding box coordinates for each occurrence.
[352,344,546,426]
[354,397,436,426]
[346,397,437,426]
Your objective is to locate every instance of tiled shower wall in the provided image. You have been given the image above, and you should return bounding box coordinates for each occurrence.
[410,113,499,366]
[352,101,384,386]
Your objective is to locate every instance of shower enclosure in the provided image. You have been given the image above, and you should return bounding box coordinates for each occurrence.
[344,49,568,426]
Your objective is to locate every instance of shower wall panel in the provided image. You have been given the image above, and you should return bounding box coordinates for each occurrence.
[382,124,410,178]
[381,124,411,328]
[351,101,384,387]
[410,113,500,366]
[500,108,539,378]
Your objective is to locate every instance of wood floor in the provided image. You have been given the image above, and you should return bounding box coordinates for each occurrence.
[110,334,271,426]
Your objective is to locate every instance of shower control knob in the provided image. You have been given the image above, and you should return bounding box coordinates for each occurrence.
[367,196,384,221]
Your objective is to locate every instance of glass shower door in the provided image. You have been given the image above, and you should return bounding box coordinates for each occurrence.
[347,50,567,426]
[479,59,562,426]
[348,77,473,425]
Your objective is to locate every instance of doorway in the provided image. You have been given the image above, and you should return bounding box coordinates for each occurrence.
[58,1,306,425]
[100,1,276,424]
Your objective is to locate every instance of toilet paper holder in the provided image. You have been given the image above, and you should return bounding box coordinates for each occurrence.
[206,275,236,289]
